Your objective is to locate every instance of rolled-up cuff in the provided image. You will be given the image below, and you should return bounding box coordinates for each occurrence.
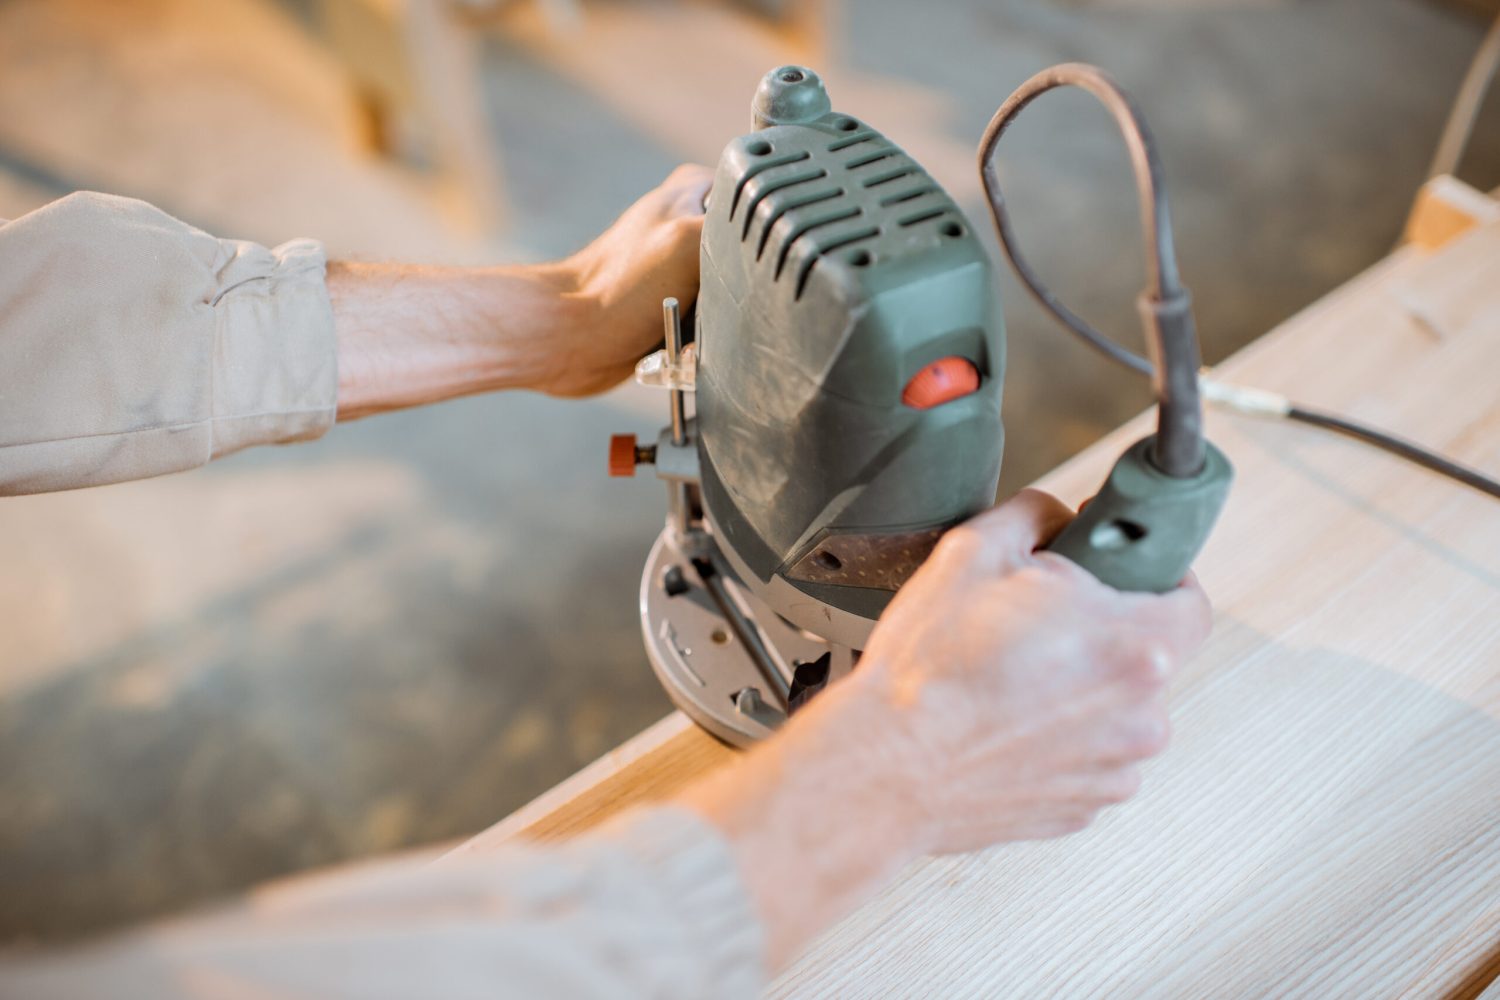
[207,236,337,458]
[0,192,338,495]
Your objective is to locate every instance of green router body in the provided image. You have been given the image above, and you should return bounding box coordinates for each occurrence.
[626,65,1230,743]
[694,67,1005,647]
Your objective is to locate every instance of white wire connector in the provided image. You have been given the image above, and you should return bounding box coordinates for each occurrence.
[1199,374,1292,418]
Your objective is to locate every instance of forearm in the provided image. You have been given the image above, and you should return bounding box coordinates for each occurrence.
[327,165,712,420]
[0,809,763,1000]
[328,260,593,420]
[677,672,925,971]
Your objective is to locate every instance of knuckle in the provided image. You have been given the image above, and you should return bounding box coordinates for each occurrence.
[666,162,705,183]
[1117,639,1171,690]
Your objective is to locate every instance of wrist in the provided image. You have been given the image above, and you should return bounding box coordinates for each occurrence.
[676,673,927,969]
[687,676,928,857]
[829,655,942,854]
[477,261,602,396]
[525,260,615,397]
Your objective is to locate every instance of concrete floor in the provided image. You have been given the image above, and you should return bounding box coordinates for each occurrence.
[1,0,1497,945]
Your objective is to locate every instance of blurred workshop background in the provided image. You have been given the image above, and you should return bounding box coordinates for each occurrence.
[1,0,1498,945]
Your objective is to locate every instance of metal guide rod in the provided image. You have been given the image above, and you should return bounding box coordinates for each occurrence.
[661,297,692,537]
[663,298,687,447]
[692,557,792,707]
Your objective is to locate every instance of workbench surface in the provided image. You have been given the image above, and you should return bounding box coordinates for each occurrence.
[453,214,1500,998]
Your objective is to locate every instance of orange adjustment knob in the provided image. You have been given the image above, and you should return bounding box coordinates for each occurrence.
[902,356,980,409]
[609,434,640,477]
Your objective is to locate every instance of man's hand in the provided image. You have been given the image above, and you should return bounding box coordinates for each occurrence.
[679,489,1212,970]
[854,488,1211,852]
[329,165,712,419]
[551,164,713,397]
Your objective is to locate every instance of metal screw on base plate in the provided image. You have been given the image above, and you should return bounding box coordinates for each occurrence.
[732,687,784,729]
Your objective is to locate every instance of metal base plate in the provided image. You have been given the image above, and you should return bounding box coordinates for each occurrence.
[640,526,854,748]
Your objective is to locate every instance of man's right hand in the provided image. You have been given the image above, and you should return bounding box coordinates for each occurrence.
[850,488,1212,853]
[679,488,1213,970]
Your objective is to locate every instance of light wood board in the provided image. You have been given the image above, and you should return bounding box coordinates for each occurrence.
[453,216,1500,997]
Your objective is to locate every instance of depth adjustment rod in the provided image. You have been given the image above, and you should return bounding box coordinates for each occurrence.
[609,298,700,539]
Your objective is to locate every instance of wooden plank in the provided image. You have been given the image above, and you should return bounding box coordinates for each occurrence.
[455,219,1500,996]
[446,714,731,851]
[1403,905,1500,999]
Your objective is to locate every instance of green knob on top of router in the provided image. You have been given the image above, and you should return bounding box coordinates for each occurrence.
[752,65,833,130]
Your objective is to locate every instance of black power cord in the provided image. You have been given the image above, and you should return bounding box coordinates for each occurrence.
[977,62,1500,503]
[1286,405,1500,501]
[978,63,1204,480]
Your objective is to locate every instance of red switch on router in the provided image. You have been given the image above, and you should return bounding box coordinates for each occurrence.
[902,357,980,409]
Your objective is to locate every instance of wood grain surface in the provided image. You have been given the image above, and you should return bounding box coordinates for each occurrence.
[455,217,1500,997]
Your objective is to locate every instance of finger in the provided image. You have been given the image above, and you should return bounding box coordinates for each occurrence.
[666,162,713,186]
[1078,700,1172,766]
[1113,578,1214,666]
[664,164,714,217]
[945,489,1076,573]
[1034,657,1170,754]
[997,489,1077,552]
[1049,764,1144,806]
[1089,765,1145,805]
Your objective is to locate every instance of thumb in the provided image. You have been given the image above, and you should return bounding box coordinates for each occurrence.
[956,488,1077,572]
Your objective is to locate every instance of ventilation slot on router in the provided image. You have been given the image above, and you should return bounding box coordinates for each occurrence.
[756,189,846,259]
[730,151,812,219]
[740,169,830,239]
[880,185,938,207]
[794,227,881,299]
[899,208,950,227]
[774,208,865,281]
[845,149,899,170]
[862,167,918,189]
[828,131,879,152]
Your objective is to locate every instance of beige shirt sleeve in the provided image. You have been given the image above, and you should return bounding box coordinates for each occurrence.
[0,191,337,496]
[0,807,766,999]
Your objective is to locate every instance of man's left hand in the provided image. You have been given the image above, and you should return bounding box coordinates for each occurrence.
[548,164,713,397]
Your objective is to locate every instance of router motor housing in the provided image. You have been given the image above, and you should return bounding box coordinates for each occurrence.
[695,65,1006,648]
